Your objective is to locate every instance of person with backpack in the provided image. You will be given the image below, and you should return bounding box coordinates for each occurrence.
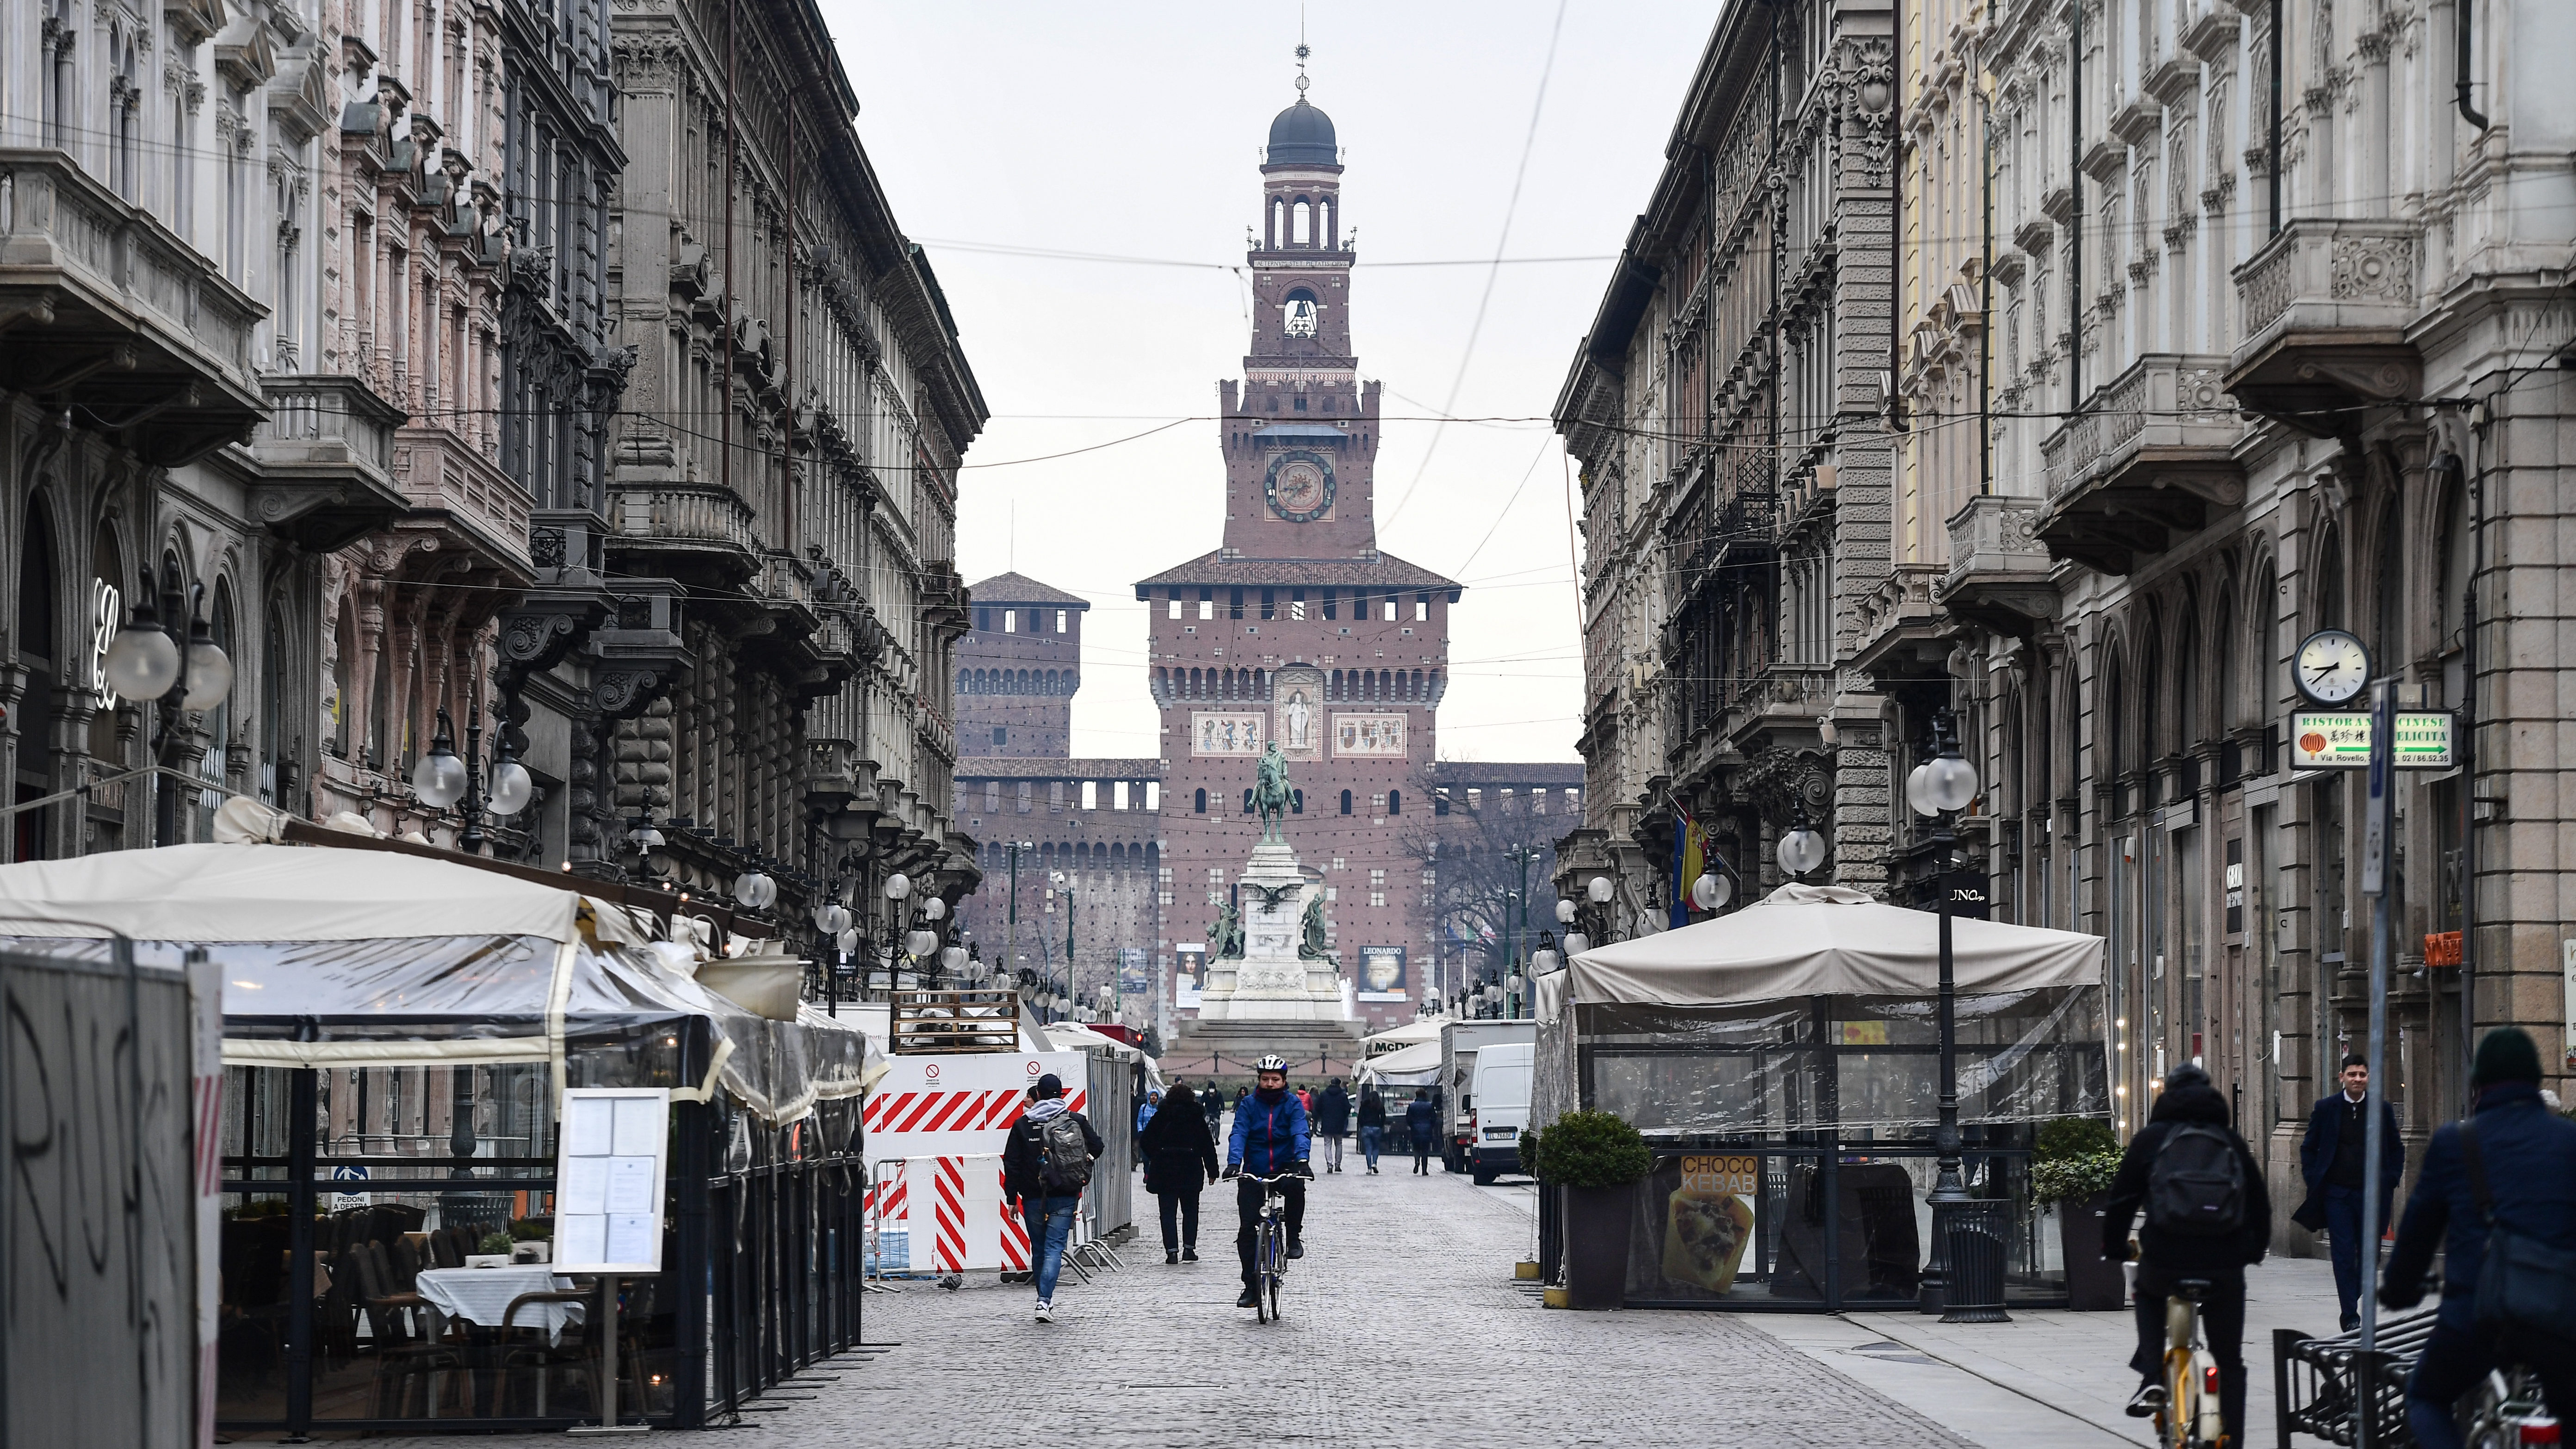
[2378,1028,2576,1449]
[1357,1086,1389,1173]
[1001,1073,1102,1324]
[1315,1079,1352,1173]
[2101,1063,2270,1441]
[1139,1082,1220,1263]
[1222,1054,1313,1309]
[2293,1052,2406,1331]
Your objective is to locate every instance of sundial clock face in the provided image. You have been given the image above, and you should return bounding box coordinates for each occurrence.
[1265,450,1335,523]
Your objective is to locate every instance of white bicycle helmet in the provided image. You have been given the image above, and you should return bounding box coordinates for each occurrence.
[1256,1053,1291,1072]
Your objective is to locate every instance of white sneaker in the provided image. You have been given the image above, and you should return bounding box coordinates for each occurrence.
[1034,1300,1054,1323]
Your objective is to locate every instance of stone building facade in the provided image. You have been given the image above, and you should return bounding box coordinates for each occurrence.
[1564,0,2576,1249]
[1553,0,1907,934]
[598,0,984,935]
[0,0,987,965]
[958,572,1087,757]
[1907,0,2576,1234]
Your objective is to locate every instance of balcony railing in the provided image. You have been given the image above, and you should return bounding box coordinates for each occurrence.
[2034,354,2244,575]
[612,483,760,561]
[2228,217,2425,427]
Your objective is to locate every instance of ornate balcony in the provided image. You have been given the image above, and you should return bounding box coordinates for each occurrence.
[1938,493,2059,638]
[248,375,412,550]
[2035,353,2244,574]
[1850,563,1951,683]
[608,481,762,582]
[392,426,534,582]
[0,149,266,466]
[2227,217,2424,433]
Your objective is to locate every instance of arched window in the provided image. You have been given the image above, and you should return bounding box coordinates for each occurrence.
[1291,789,1304,814]
[1291,199,1311,246]
[1340,789,1353,816]
[1242,788,1254,815]
[1387,789,1401,816]
[1283,286,1319,338]
[1194,788,1208,814]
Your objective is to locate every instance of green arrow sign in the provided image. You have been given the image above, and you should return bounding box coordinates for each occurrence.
[2289,711,2455,770]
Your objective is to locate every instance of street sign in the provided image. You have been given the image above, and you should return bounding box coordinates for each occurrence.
[2289,710,2455,770]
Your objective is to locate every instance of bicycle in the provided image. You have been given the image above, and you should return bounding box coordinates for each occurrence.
[1242,1171,1296,1323]
[2155,1278,2224,1449]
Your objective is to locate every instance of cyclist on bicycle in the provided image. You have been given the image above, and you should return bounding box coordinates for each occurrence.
[2102,1063,2270,1446]
[1224,1054,1313,1309]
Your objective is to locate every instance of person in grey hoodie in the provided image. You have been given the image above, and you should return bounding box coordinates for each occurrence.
[1000,1074,1101,1323]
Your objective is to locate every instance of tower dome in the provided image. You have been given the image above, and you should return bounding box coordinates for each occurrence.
[1266,99,1338,165]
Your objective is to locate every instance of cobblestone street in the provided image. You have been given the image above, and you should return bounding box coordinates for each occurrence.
[372,1162,1978,1449]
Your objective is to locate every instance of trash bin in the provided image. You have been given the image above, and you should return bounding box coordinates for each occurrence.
[1938,1199,2012,1323]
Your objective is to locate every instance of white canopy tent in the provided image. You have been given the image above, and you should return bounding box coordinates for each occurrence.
[1545,883,2102,1012]
[1360,1016,1453,1055]
[1357,1038,1443,1088]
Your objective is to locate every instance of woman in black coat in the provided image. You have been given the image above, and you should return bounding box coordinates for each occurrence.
[1139,1082,1220,1263]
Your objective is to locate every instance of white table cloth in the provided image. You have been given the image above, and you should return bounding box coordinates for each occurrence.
[414,1266,584,1344]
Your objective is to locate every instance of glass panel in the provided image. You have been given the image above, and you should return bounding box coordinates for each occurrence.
[215,1192,297,1423]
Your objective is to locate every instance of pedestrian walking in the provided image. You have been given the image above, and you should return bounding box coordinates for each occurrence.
[1295,1083,1313,1116]
[2292,1051,2405,1331]
[1134,1087,1164,1168]
[2379,1028,2576,1449]
[1315,1078,1351,1172]
[1201,1079,1226,1135]
[1001,1073,1102,1324]
[1357,1085,1388,1173]
[1405,1087,1439,1174]
[2100,1064,2270,1444]
[1139,1082,1220,1263]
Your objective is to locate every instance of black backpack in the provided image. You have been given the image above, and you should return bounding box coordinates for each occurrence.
[2147,1122,2247,1236]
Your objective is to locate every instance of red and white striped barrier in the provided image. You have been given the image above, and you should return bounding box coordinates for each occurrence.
[863,1052,1089,1274]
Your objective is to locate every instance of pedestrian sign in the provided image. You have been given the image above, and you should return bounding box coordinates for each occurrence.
[2289,711,2454,770]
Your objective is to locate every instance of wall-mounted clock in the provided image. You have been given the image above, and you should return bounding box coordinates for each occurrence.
[1264,450,1335,523]
[2293,628,2371,706]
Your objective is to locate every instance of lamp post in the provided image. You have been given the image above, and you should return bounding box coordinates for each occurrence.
[1004,841,1033,1002]
[1776,817,1827,881]
[1503,842,1542,1010]
[101,561,236,846]
[1906,709,1995,1320]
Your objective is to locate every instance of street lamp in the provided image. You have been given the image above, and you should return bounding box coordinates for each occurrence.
[103,561,235,845]
[454,710,536,855]
[1909,709,1994,1321]
[1776,817,1827,879]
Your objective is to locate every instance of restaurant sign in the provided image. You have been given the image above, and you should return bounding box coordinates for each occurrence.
[2288,711,2455,770]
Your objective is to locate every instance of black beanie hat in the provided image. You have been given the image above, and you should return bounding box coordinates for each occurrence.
[2472,1028,2543,1088]
[1034,1072,1065,1099]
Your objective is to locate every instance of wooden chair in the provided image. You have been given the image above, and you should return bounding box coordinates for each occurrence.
[352,1241,463,1418]
[499,1289,596,1420]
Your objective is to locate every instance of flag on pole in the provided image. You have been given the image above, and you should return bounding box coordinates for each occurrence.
[1669,801,1701,930]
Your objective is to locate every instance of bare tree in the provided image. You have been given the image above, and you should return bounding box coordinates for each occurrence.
[1396,766,1568,992]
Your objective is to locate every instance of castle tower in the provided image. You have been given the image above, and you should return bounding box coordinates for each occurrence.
[1141,52,1461,1047]
[958,573,1089,756]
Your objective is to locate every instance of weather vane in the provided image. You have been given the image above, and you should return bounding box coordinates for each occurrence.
[1295,13,1311,96]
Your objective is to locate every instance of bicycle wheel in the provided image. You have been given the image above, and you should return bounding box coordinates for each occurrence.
[1254,1222,1275,1323]
[1268,1270,1282,1321]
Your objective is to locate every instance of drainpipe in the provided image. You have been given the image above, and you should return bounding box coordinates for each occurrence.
[2456,0,2490,131]
[2269,0,2284,236]
[2068,0,2084,408]
[1980,79,1993,497]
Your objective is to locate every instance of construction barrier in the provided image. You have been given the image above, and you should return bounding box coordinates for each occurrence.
[864,1051,1088,1274]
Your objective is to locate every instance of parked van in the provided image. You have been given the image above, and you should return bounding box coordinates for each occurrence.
[1465,1041,1536,1184]
[1438,1020,1536,1173]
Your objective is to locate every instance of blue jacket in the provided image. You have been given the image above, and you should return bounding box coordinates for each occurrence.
[1405,1097,1439,1143]
[2293,1090,2405,1228]
[2383,1082,2576,1331]
[1137,1098,1161,1136]
[1227,1090,1310,1176]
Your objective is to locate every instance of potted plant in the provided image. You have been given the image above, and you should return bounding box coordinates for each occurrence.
[1540,1110,1653,1310]
[2034,1116,2124,1311]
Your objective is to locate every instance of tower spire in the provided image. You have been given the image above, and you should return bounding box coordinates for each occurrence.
[1294,14,1310,98]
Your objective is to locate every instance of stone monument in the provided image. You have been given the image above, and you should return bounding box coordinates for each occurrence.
[1173,744,1363,1071]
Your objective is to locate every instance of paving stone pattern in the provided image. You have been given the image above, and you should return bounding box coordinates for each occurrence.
[375,1161,1980,1448]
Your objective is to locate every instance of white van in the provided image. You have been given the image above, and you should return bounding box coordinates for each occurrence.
[1465,1041,1536,1185]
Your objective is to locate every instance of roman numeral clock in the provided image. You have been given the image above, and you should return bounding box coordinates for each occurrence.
[1264,449,1335,523]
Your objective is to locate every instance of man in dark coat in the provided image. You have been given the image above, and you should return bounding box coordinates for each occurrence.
[1139,1083,1221,1263]
[2101,1064,2271,1443]
[2379,1028,2576,1449]
[2295,1051,2406,1331]
[999,1073,1102,1323]
[1201,1079,1226,1134]
[1314,1079,1352,1173]
[1404,1088,1440,1175]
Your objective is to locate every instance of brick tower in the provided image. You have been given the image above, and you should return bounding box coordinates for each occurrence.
[959,573,1090,757]
[1139,62,1461,1058]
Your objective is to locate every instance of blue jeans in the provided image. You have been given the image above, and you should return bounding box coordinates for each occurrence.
[1021,1195,1079,1301]
[2323,1184,2365,1325]
[1360,1125,1383,1167]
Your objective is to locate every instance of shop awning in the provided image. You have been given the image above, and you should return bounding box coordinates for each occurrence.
[1357,1038,1443,1086]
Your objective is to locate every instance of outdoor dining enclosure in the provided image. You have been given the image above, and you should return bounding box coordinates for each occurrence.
[1533,884,2111,1312]
[0,836,880,1435]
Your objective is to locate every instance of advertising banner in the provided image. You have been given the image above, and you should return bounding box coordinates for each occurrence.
[1118,947,1152,1001]
[1356,944,1408,1001]
[1657,1153,1759,1295]
[1174,944,1205,1009]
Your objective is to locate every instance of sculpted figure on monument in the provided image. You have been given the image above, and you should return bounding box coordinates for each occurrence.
[1298,893,1331,960]
[1209,901,1245,960]
[1252,741,1294,842]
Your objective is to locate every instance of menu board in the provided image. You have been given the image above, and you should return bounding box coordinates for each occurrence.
[553,1088,670,1273]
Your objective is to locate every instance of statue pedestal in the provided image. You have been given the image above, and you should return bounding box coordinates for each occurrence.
[1196,840,1348,1023]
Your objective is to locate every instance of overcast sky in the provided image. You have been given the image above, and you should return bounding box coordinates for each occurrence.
[824,2,1713,764]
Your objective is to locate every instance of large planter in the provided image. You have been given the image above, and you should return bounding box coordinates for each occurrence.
[2055,1191,2127,1311]
[1562,1183,1636,1310]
